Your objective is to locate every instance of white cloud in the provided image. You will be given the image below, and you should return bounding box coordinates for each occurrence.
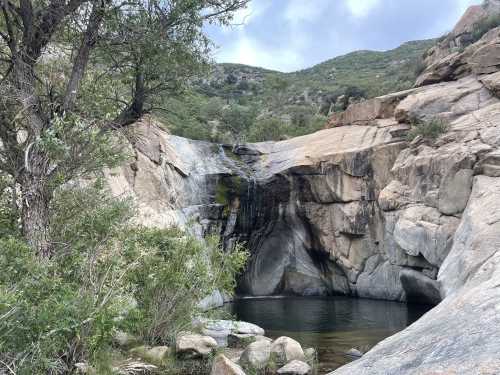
[284,0,330,24]
[215,35,306,72]
[345,0,381,18]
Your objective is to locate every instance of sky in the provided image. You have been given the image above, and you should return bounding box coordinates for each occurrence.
[205,0,482,72]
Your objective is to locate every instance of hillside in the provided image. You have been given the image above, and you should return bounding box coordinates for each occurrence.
[160,39,436,143]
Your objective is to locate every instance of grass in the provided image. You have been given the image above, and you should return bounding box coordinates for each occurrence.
[407,118,449,141]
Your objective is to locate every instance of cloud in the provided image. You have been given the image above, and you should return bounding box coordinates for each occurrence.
[346,0,381,17]
[216,34,305,72]
[284,0,330,24]
[207,0,484,72]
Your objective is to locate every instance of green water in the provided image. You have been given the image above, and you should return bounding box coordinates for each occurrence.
[229,296,431,374]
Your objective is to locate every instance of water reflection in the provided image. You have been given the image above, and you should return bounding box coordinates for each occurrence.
[229,296,431,374]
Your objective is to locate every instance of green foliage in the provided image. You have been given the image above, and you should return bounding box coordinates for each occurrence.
[158,39,436,143]
[39,115,126,189]
[407,118,449,141]
[121,229,248,345]
[0,182,248,373]
[0,183,133,374]
[471,14,500,43]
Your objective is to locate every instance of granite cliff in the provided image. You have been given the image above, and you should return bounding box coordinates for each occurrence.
[105,2,500,373]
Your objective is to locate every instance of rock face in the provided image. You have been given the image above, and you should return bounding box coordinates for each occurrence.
[109,4,500,372]
[110,59,500,303]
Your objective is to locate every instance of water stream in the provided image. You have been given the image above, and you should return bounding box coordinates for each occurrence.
[229,296,431,374]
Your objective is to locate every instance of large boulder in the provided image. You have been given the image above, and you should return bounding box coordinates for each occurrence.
[211,355,246,375]
[175,333,217,358]
[270,337,306,366]
[239,340,272,370]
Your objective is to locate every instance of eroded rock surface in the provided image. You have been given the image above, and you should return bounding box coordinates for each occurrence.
[108,6,500,372]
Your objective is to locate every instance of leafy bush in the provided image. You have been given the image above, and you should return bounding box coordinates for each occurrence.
[407,118,449,141]
[0,182,133,374]
[0,182,248,373]
[121,230,248,345]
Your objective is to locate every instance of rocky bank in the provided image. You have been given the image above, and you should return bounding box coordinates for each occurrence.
[105,2,500,373]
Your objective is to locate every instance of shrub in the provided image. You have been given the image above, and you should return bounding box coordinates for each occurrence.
[0,182,133,374]
[121,229,248,345]
[0,181,249,373]
[471,14,500,43]
[407,117,449,141]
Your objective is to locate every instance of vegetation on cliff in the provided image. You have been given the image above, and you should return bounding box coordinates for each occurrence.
[160,39,436,143]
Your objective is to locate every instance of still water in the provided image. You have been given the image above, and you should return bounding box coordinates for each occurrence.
[229,296,431,374]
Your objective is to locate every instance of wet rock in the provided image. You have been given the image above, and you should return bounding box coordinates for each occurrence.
[270,337,306,366]
[277,360,312,375]
[176,333,217,358]
[346,348,364,358]
[211,354,246,375]
[239,340,271,370]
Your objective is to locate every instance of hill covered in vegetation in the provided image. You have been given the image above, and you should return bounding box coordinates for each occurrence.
[161,39,436,143]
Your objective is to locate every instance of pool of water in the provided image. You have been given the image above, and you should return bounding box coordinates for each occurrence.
[228,296,432,374]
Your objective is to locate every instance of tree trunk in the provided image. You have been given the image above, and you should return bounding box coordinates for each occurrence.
[63,2,104,112]
[21,170,52,257]
[114,67,146,127]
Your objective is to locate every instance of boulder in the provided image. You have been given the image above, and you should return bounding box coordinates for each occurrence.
[201,320,266,348]
[211,355,246,375]
[270,337,306,366]
[129,346,170,366]
[277,360,312,375]
[204,320,265,336]
[239,340,271,370]
[175,333,217,358]
[393,205,460,267]
[399,268,441,305]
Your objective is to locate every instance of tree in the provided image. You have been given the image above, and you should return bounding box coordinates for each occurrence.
[0,0,249,256]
